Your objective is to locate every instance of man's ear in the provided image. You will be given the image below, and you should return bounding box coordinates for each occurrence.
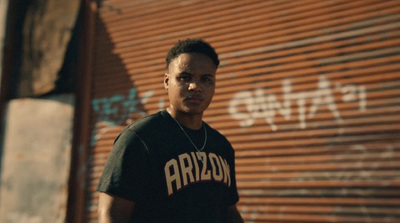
[164,73,169,89]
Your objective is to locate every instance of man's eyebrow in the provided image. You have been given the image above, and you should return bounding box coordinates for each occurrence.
[179,71,192,75]
[179,71,214,77]
[203,73,214,77]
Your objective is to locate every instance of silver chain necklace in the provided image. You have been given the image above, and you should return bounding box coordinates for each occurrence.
[169,115,207,163]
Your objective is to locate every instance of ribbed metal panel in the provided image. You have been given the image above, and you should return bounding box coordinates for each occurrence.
[86,0,400,222]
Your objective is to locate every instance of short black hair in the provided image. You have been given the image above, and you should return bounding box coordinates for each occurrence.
[166,38,220,69]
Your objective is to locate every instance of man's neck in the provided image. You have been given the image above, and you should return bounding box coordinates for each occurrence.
[166,107,203,130]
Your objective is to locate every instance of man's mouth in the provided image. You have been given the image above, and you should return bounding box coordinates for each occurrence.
[186,95,203,103]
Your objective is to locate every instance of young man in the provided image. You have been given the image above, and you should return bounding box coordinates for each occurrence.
[97,39,243,223]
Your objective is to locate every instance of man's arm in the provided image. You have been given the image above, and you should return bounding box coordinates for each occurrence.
[226,204,244,223]
[98,192,135,223]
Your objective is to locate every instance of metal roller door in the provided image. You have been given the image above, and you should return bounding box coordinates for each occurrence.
[85,0,400,222]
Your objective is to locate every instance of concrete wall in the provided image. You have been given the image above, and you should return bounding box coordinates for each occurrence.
[0,94,74,223]
[19,0,80,97]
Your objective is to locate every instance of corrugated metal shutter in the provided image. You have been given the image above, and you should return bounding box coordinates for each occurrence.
[85,0,400,222]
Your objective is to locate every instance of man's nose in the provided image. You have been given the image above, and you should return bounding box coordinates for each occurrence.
[188,81,202,92]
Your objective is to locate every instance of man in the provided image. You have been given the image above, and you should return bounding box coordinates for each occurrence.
[97,39,243,223]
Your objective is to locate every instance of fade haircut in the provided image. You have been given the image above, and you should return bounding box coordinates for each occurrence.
[166,38,220,69]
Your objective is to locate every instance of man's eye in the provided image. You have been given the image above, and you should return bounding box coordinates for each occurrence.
[202,77,212,82]
[181,76,190,81]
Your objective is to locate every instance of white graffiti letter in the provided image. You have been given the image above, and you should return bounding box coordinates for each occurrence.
[308,75,342,123]
[229,91,254,127]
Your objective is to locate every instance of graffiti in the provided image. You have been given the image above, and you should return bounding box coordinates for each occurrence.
[229,75,367,131]
[91,87,154,145]
[92,87,153,125]
[90,76,368,142]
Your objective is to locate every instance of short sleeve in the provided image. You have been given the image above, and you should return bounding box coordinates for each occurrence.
[97,128,151,202]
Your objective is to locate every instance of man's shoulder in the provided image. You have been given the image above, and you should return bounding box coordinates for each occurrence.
[204,122,230,144]
[125,110,169,133]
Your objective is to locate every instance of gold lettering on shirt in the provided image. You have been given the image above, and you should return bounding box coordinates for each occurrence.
[190,152,200,181]
[179,153,195,187]
[199,152,211,181]
[209,153,223,181]
[164,159,182,196]
[219,156,231,186]
[164,152,232,196]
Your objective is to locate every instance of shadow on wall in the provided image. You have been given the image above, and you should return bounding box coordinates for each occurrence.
[83,9,156,221]
[89,10,153,146]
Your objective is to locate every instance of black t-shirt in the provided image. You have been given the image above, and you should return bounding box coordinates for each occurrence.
[97,110,239,223]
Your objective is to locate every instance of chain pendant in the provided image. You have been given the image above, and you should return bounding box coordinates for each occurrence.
[198,151,203,163]
[168,111,207,164]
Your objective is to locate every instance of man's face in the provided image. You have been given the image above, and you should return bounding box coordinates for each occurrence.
[164,53,216,116]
